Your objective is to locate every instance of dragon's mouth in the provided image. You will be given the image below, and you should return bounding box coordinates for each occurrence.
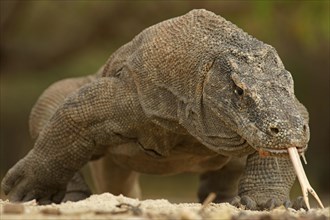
[256,146,307,157]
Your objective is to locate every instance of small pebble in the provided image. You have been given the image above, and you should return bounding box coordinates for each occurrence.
[41,207,61,215]
[3,203,25,214]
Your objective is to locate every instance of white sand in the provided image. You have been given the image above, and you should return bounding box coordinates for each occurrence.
[1,193,329,220]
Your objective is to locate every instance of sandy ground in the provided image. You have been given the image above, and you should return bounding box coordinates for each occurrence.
[0,193,329,220]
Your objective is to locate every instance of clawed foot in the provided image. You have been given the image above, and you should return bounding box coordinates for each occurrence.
[1,152,67,205]
[231,195,307,210]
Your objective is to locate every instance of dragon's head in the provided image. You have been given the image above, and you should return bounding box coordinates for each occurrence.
[201,44,309,156]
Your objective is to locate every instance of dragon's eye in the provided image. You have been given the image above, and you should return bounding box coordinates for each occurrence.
[234,85,244,96]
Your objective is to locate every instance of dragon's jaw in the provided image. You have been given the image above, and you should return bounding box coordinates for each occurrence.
[287,147,324,210]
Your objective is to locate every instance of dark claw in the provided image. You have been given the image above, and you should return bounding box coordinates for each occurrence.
[62,172,91,202]
[22,191,37,202]
[62,191,90,202]
[292,196,307,210]
[1,160,25,195]
[241,195,257,210]
[231,196,292,210]
[283,200,292,208]
[8,178,31,203]
[230,196,241,208]
[38,197,53,205]
[263,198,281,210]
[52,190,66,204]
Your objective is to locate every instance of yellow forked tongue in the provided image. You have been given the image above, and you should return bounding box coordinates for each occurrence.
[287,147,324,209]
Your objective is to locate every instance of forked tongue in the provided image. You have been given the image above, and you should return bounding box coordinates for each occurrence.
[287,147,324,209]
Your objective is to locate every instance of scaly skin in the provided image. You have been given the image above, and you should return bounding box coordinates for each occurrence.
[2,9,310,210]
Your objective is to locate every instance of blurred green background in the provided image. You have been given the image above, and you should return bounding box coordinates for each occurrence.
[0,1,329,205]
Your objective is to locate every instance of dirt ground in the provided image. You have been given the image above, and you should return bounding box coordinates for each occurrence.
[0,193,329,220]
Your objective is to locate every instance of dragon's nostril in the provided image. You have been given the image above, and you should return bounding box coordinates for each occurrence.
[270,127,279,134]
[303,125,307,132]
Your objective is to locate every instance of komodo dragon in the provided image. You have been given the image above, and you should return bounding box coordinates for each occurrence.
[1,9,324,210]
